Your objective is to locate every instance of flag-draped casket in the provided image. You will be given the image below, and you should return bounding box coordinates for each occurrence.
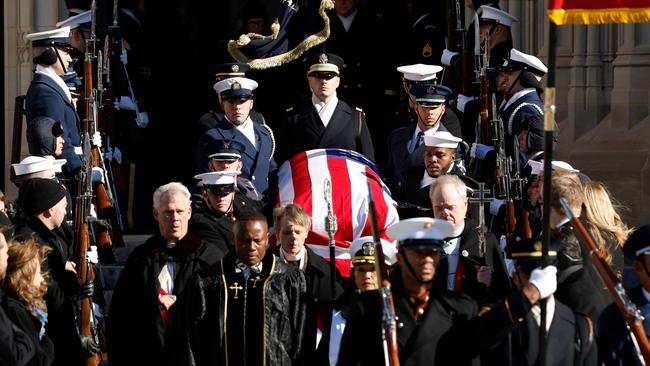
[276,149,399,277]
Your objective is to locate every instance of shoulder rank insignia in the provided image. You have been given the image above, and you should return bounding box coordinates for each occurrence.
[422,43,433,58]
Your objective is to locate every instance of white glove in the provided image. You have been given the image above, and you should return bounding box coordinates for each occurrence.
[114,96,137,111]
[89,203,98,222]
[86,245,99,264]
[91,167,105,184]
[489,198,505,216]
[469,143,495,160]
[92,132,102,148]
[120,47,128,65]
[456,94,475,113]
[104,146,123,164]
[136,111,150,128]
[528,266,558,300]
[441,49,459,66]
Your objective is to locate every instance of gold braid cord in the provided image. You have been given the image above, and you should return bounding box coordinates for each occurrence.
[228,0,334,70]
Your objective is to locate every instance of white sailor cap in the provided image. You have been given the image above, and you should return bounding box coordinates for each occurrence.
[479,6,518,28]
[396,63,443,82]
[214,77,258,100]
[424,131,462,149]
[56,10,91,29]
[350,236,398,267]
[501,49,548,77]
[528,160,580,175]
[12,156,59,176]
[25,26,72,47]
[52,159,67,173]
[386,218,455,251]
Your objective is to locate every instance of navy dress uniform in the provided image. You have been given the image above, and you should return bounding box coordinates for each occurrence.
[496,49,548,148]
[386,83,459,197]
[275,53,375,164]
[337,218,480,365]
[196,77,277,195]
[478,239,598,366]
[24,26,82,178]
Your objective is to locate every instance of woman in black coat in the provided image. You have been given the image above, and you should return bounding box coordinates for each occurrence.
[2,239,54,366]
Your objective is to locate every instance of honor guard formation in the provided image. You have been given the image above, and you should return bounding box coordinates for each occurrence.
[2,1,648,365]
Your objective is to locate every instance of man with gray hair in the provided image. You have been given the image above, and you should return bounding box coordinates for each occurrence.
[429,175,510,305]
[107,182,221,366]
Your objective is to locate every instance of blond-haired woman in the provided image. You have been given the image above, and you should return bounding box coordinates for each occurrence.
[2,239,54,366]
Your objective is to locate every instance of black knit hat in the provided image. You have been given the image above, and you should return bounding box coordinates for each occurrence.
[18,178,68,216]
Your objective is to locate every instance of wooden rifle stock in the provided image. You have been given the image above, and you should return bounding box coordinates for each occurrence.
[367,181,400,366]
[75,136,99,366]
[521,208,533,239]
[560,197,650,364]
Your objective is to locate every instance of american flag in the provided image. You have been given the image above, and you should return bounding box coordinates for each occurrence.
[276,149,399,277]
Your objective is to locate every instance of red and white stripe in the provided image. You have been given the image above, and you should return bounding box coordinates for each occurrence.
[276,149,399,277]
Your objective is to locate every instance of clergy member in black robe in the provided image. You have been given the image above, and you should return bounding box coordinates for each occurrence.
[275,53,374,164]
[107,183,220,366]
[172,210,307,366]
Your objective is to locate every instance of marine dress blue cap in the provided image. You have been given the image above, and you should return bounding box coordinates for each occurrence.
[214,77,258,100]
[25,26,72,48]
[396,63,443,82]
[409,83,452,106]
[194,171,240,195]
[208,139,246,161]
[305,53,345,76]
[386,218,455,251]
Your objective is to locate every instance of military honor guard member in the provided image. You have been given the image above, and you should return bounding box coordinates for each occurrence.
[275,53,375,164]
[196,76,277,194]
[24,27,83,183]
[479,239,597,365]
[386,82,458,198]
[107,182,220,366]
[399,131,465,218]
[337,217,480,365]
[190,170,261,260]
[172,210,307,366]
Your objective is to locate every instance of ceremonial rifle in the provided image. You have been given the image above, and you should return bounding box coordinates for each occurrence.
[560,197,650,365]
[511,137,532,240]
[468,182,491,258]
[442,0,464,89]
[86,0,124,250]
[469,29,492,180]
[75,132,100,366]
[323,178,338,298]
[367,181,400,366]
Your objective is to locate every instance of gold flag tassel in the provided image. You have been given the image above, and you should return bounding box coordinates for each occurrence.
[228,0,335,70]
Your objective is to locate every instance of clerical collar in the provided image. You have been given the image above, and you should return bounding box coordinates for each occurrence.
[235,259,263,276]
[280,247,307,270]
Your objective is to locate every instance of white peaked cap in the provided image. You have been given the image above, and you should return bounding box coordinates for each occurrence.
[194,170,240,185]
[396,63,443,81]
[350,236,398,266]
[213,77,258,93]
[387,217,455,242]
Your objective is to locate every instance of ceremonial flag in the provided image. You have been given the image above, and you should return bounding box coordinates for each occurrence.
[228,0,335,69]
[276,149,399,277]
[548,0,650,25]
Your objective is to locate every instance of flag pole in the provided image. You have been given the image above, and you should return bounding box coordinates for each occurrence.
[538,16,558,366]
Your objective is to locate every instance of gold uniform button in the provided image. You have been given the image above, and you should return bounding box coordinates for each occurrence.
[417,308,424,316]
